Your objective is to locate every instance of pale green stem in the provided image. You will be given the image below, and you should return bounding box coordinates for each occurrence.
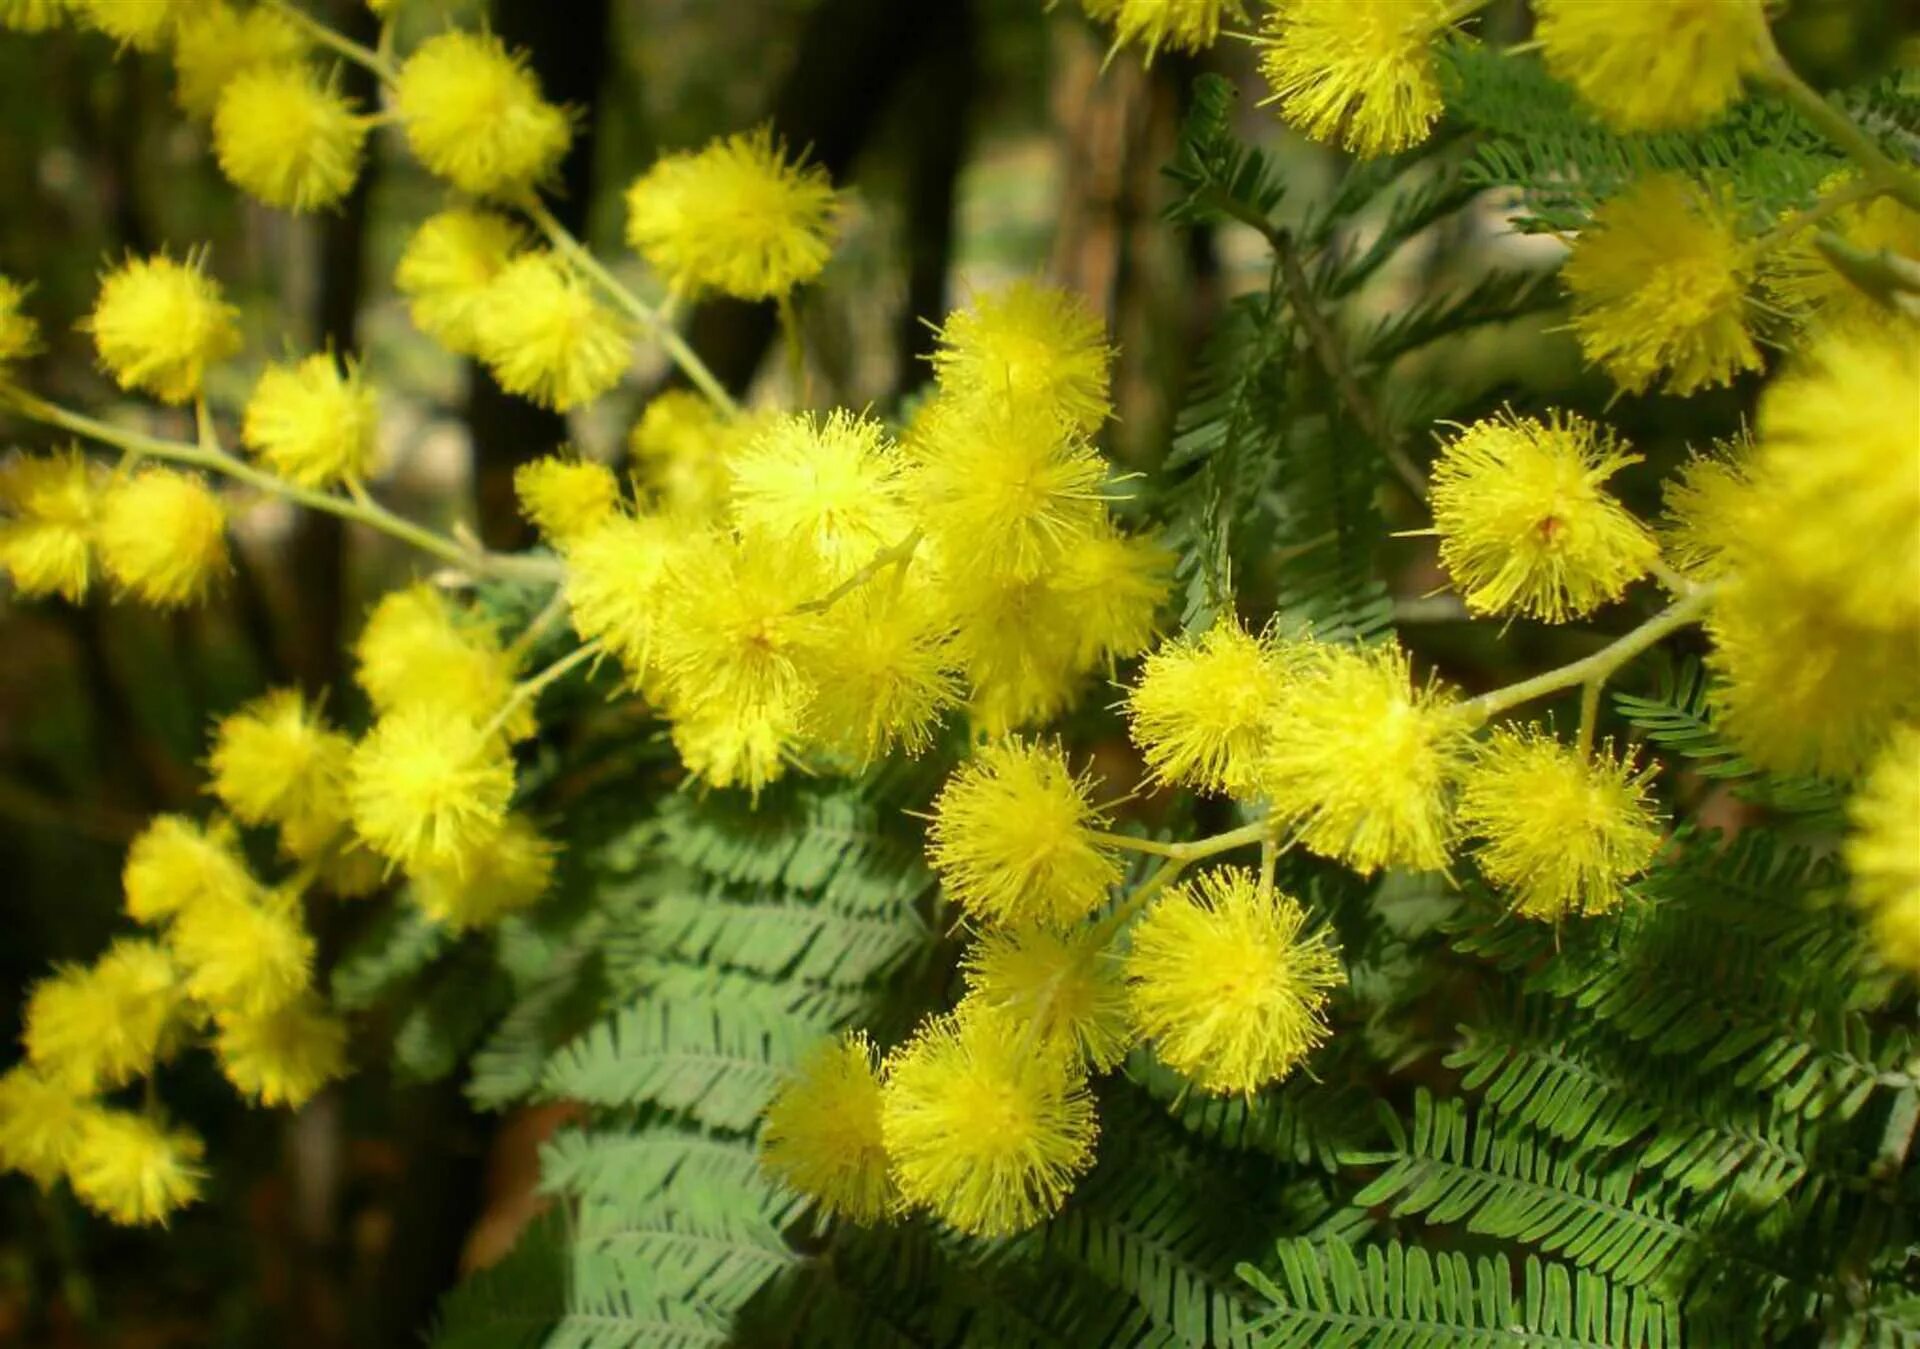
[794,529,924,614]
[777,293,807,404]
[1575,677,1603,759]
[0,387,561,584]
[515,195,741,417]
[481,638,603,741]
[1463,586,1719,725]
[1754,35,1920,215]
[1092,816,1274,864]
[507,586,573,662]
[264,0,397,81]
[1753,175,1890,255]
[1089,857,1188,945]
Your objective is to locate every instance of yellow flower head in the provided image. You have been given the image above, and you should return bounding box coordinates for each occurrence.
[85,253,242,405]
[1258,640,1468,874]
[1087,0,1244,60]
[651,528,830,724]
[1660,436,1755,581]
[0,1066,88,1187]
[806,587,961,764]
[1846,726,1920,976]
[472,253,631,411]
[1749,321,1920,636]
[123,814,256,925]
[1054,523,1170,668]
[168,888,315,1019]
[1536,0,1767,132]
[561,512,684,686]
[624,127,837,301]
[241,352,378,488]
[97,468,229,607]
[213,64,367,212]
[1705,574,1916,780]
[904,394,1108,583]
[69,0,189,50]
[669,700,803,796]
[1258,0,1453,157]
[880,1012,1097,1237]
[1125,868,1343,1095]
[1767,186,1920,331]
[761,1031,898,1223]
[408,813,556,929]
[1561,176,1761,396]
[214,993,348,1108]
[66,1110,204,1227]
[729,411,909,576]
[170,2,308,119]
[961,926,1134,1072]
[394,30,570,195]
[927,738,1121,929]
[208,688,352,834]
[940,568,1085,735]
[0,0,68,33]
[354,586,531,740]
[0,273,43,368]
[282,817,386,901]
[0,448,99,602]
[395,208,528,357]
[24,940,182,1093]
[1457,729,1662,920]
[1429,411,1658,622]
[513,455,621,546]
[629,389,743,519]
[930,282,1113,432]
[348,707,515,875]
[1126,615,1295,796]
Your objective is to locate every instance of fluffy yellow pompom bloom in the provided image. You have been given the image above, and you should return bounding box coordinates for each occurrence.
[1086,0,1243,60]
[939,568,1087,735]
[348,707,515,875]
[354,586,532,740]
[930,283,1113,432]
[1660,438,1754,581]
[241,353,377,488]
[472,253,631,411]
[1429,411,1658,622]
[729,412,909,576]
[69,0,189,50]
[1456,730,1663,920]
[169,888,315,1019]
[1125,868,1343,1095]
[961,926,1133,1071]
[629,391,767,520]
[1846,727,1920,975]
[1257,0,1454,157]
[1767,187,1920,332]
[561,513,684,685]
[0,448,99,602]
[905,395,1108,583]
[1126,616,1295,796]
[1536,0,1767,132]
[761,1031,899,1223]
[170,2,307,118]
[123,815,255,925]
[393,31,570,195]
[1054,523,1170,668]
[1258,640,1468,874]
[624,127,837,301]
[213,994,348,1108]
[408,814,556,929]
[880,1012,1097,1237]
[1748,322,1920,636]
[806,588,961,764]
[213,65,367,212]
[513,455,620,546]
[85,254,241,405]
[0,273,42,368]
[1562,176,1761,396]
[24,940,182,1093]
[0,0,67,34]
[927,739,1121,929]
[1705,575,1916,780]
[97,469,229,607]
[0,1066,88,1187]
[669,701,803,796]
[208,688,353,834]
[395,208,527,356]
[66,1110,204,1227]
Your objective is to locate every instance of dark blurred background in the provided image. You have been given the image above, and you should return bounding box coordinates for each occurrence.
[0,0,1905,1343]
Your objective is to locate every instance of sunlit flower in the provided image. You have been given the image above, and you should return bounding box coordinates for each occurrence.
[347,707,515,876]
[208,689,353,835]
[1257,0,1454,157]
[170,2,307,119]
[930,282,1113,431]
[85,253,241,405]
[66,1110,204,1227]
[0,448,99,602]
[168,888,315,1019]
[213,994,349,1108]
[0,1066,89,1186]
[394,31,570,195]
[212,64,368,212]
[395,208,528,356]
[1846,726,1920,976]
[407,814,556,930]
[1536,0,1767,132]
[123,814,257,925]
[761,1031,898,1223]
[241,353,378,488]
[97,469,229,607]
[24,940,183,1093]
[1126,615,1296,795]
[513,455,621,546]
[961,925,1133,1071]
[472,253,631,411]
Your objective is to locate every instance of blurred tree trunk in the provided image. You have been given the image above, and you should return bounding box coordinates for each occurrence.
[466,0,613,549]
[892,0,977,398]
